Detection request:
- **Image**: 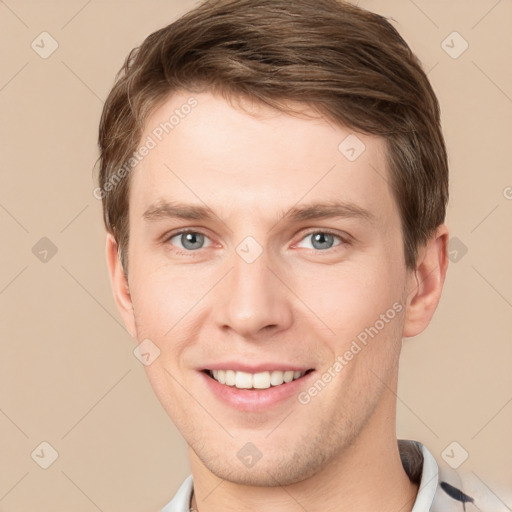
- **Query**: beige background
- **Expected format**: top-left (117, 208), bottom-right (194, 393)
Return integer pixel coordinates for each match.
top-left (1, 0), bottom-right (511, 510)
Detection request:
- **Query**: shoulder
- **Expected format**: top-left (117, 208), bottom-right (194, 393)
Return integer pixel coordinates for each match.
top-left (400, 439), bottom-right (510, 511)
top-left (433, 463), bottom-right (511, 512)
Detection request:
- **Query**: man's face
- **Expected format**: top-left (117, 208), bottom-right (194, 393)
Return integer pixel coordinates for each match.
top-left (122, 91), bottom-right (415, 485)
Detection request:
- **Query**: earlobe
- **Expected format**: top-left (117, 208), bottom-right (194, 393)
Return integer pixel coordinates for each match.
top-left (105, 233), bottom-right (137, 339)
top-left (402, 225), bottom-right (449, 338)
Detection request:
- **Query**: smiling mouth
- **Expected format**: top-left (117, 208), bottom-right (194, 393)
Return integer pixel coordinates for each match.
top-left (204, 369), bottom-right (314, 390)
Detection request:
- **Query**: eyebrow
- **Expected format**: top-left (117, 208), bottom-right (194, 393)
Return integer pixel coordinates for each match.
top-left (142, 200), bottom-right (376, 225)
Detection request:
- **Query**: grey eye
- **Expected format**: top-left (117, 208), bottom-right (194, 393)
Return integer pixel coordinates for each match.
top-left (170, 231), bottom-right (209, 250)
top-left (297, 232), bottom-right (341, 250)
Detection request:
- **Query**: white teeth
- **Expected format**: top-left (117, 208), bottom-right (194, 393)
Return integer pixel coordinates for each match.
top-left (225, 369), bottom-right (236, 386)
top-left (210, 369), bottom-right (306, 389)
top-left (235, 371), bottom-right (253, 389)
top-left (283, 371), bottom-right (294, 383)
top-left (270, 370), bottom-right (284, 386)
top-left (253, 372), bottom-right (271, 389)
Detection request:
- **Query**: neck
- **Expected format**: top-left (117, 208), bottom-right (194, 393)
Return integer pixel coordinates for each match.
top-left (189, 389), bottom-right (418, 512)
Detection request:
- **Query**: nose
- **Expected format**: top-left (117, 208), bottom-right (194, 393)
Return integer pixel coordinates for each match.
top-left (214, 247), bottom-right (294, 341)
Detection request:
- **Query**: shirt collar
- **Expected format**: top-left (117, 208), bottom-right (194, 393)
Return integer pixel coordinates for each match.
top-left (408, 441), bottom-right (440, 511)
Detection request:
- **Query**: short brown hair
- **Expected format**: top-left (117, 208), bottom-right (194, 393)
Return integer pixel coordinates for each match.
top-left (97, 0), bottom-right (448, 271)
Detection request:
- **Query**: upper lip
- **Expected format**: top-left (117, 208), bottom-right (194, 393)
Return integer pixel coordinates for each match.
top-left (201, 362), bottom-right (314, 373)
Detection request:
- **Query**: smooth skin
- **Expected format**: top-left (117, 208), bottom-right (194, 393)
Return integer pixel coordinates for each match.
top-left (106, 91), bottom-right (449, 512)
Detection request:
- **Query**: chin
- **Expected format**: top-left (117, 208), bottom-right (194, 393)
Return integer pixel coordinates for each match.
top-left (215, 460), bottom-right (326, 487)
top-left (194, 438), bottom-right (333, 488)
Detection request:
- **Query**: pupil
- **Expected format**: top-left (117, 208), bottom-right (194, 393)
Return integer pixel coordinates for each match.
top-left (313, 233), bottom-right (333, 250)
top-left (183, 232), bottom-right (203, 249)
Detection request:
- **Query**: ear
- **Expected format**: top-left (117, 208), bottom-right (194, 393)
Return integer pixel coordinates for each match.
top-left (105, 233), bottom-right (137, 339)
top-left (403, 224), bottom-right (449, 338)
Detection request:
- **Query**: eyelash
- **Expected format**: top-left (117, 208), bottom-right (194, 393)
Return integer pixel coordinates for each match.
top-left (164, 228), bottom-right (350, 255)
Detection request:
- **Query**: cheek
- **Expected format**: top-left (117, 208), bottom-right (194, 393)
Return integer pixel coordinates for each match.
top-left (292, 257), bottom-right (405, 340)
top-left (129, 261), bottom-right (200, 331)
top-left (128, 260), bottom-right (216, 374)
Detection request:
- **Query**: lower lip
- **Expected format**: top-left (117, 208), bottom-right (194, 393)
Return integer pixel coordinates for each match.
top-left (200, 371), bottom-right (315, 412)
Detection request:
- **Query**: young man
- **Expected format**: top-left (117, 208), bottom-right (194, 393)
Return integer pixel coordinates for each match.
top-left (96, 1), bottom-right (474, 510)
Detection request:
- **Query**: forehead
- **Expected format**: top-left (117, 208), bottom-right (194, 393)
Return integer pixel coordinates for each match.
top-left (129, 91), bottom-right (397, 226)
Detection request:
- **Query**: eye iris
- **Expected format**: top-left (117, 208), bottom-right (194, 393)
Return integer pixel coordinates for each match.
top-left (311, 232), bottom-right (334, 250)
top-left (182, 232), bottom-right (204, 250)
